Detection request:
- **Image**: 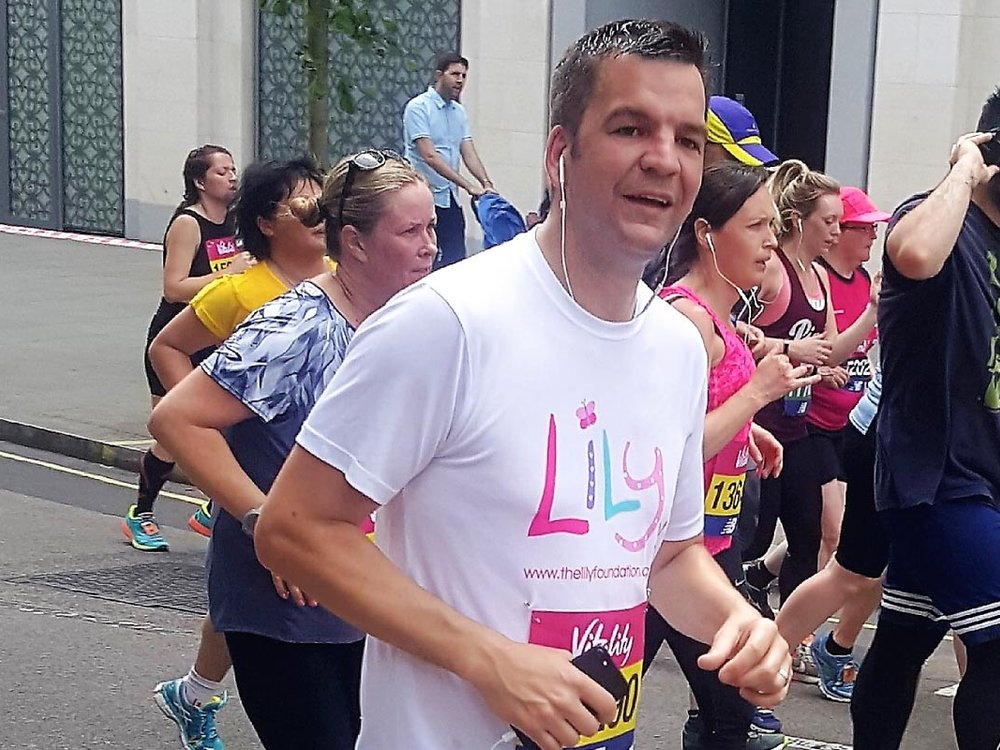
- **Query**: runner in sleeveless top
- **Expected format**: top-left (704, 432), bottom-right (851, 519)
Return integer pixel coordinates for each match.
top-left (123, 145), bottom-right (253, 553)
top-left (149, 156), bottom-right (331, 535)
top-left (796, 186), bottom-right (886, 702)
top-left (147, 156), bottom-right (331, 748)
top-left (742, 160), bottom-right (879, 681)
top-left (643, 163), bottom-right (817, 750)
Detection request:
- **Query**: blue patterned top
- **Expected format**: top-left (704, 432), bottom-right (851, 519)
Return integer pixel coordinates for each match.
top-left (200, 280), bottom-right (362, 644)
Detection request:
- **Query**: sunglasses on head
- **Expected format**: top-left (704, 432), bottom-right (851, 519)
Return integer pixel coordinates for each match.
top-left (337, 149), bottom-right (402, 227)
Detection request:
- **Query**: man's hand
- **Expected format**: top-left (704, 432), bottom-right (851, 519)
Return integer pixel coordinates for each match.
top-left (468, 642), bottom-right (618, 750)
top-left (697, 612), bottom-right (792, 708)
top-left (466, 183), bottom-right (486, 198)
top-left (950, 131), bottom-right (1000, 188)
top-left (270, 573), bottom-right (318, 607)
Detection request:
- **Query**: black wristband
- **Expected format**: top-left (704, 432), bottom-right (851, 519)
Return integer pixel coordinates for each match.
top-left (782, 340), bottom-right (790, 356)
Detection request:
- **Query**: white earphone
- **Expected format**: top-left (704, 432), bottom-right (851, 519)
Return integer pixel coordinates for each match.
top-left (706, 232), bottom-right (716, 254)
top-left (558, 152), bottom-right (566, 207)
top-left (796, 218), bottom-right (803, 233)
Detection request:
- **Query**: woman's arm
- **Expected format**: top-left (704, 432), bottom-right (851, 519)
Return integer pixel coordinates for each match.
top-left (147, 370), bottom-right (259, 518)
top-left (148, 307), bottom-right (224, 392)
top-left (818, 265), bottom-right (878, 365)
top-left (161, 215), bottom-right (252, 303)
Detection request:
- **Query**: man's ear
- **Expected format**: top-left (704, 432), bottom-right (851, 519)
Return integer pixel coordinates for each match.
top-left (543, 126), bottom-right (570, 200)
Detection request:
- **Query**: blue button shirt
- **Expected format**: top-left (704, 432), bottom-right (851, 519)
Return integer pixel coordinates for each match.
top-left (403, 86), bottom-right (471, 208)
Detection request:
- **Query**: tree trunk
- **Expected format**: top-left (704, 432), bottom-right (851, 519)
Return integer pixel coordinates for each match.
top-left (305, 0), bottom-right (331, 167)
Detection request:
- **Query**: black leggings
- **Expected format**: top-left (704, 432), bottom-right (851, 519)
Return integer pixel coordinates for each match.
top-left (743, 438), bottom-right (822, 604)
top-left (852, 619), bottom-right (1000, 749)
top-left (644, 546), bottom-right (754, 749)
top-left (225, 632), bottom-right (363, 750)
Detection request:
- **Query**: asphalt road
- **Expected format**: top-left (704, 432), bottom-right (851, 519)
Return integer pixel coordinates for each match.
top-left (0, 441), bottom-right (962, 749)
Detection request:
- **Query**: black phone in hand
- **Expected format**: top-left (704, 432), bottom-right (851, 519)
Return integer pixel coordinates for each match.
top-left (511, 646), bottom-right (628, 750)
top-left (980, 129), bottom-right (1000, 167)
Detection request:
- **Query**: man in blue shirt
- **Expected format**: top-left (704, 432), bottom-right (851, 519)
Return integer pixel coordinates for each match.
top-left (403, 52), bottom-right (495, 269)
top-left (850, 88), bottom-right (1000, 749)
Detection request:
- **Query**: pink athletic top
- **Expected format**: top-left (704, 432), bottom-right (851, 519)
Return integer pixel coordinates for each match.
top-left (808, 264), bottom-right (877, 431)
top-left (661, 285), bottom-right (756, 556)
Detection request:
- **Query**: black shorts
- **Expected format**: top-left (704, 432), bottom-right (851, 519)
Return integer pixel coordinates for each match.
top-left (143, 309), bottom-right (214, 397)
top-left (806, 422), bottom-right (848, 484)
top-left (833, 423), bottom-right (887, 579)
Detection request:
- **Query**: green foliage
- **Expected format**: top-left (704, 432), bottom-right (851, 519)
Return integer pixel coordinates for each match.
top-left (259, 0), bottom-right (402, 112)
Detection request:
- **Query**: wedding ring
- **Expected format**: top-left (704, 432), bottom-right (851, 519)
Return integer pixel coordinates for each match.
top-left (778, 668), bottom-right (790, 685)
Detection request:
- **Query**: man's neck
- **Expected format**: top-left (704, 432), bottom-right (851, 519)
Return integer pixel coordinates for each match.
top-left (535, 218), bottom-right (640, 323)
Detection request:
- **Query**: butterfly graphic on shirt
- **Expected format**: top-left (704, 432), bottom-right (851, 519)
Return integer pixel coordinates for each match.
top-left (576, 400), bottom-right (597, 429)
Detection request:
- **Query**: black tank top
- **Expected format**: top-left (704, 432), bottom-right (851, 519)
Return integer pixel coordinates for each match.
top-left (147, 208), bottom-right (237, 334)
top-left (756, 249), bottom-right (828, 444)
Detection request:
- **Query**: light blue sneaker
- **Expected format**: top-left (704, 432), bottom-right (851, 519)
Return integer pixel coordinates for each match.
top-left (121, 504), bottom-right (169, 552)
top-left (188, 502), bottom-right (213, 538)
top-left (810, 630), bottom-right (857, 703)
top-left (154, 678), bottom-right (226, 750)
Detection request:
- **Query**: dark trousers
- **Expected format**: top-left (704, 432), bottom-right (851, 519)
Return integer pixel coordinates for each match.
top-left (433, 194), bottom-right (466, 269)
top-left (225, 632), bottom-right (363, 750)
top-left (744, 437), bottom-right (822, 604)
top-left (644, 546), bottom-right (755, 749)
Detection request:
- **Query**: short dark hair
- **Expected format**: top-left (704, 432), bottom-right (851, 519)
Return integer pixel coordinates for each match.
top-left (977, 87), bottom-right (1000, 131)
top-left (649, 162), bottom-right (769, 287)
top-left (434, 51), bottom-right (468, 73)
top-left (235, 156), bottom-right (323, 259)
top-left (550, 19), bottom-right (707, 140)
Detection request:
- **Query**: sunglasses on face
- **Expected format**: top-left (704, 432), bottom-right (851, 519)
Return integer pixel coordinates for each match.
top-left (337, 149), bottom-right (402, 227)
top-left (840, 223), bottom-right (878, 234)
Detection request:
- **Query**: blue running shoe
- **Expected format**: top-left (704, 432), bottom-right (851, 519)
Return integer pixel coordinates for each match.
top-left (154, 678), bottom-right (226, 750)
top-left (810, 631), bottom-right (857, 702)
top-left (188, 502), bottom-right (213, 538)
top-left (121, 504), bottom-right (169, 552)
top-left (751, 708), bottom-right (783, 734)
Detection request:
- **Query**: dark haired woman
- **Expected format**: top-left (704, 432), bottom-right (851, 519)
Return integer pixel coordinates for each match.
top-left (123, 145), bottom-right (252, 552)
top-left (643, 163), bottom-right (817, 750)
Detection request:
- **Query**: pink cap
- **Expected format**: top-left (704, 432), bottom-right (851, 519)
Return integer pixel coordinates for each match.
top-left (840, 186), bottom-right (891, 224)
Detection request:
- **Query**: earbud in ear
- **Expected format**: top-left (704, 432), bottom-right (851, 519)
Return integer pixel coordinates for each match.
top-left (796, 218), bottom-right (803, 233)
top-left (558, 153), bottom-right (566, 208)
top-left (706, 233), bottom-right (716, 254)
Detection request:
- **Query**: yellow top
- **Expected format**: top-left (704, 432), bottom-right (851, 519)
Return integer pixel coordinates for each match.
top-left (191, 258), bottom-right (337, 339)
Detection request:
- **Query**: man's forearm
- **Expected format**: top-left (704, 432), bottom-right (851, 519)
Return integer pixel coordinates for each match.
top-left (424, 151), bottom-right (474, 193)
top-left (648, 540), bottom-right (757, 643)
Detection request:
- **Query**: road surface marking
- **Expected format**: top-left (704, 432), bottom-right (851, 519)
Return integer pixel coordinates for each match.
top-left (0, 449), bottom-right (200, 505)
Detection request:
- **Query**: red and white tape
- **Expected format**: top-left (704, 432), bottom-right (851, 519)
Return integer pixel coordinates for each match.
top-left (0, 223), bottom-right (160, 251)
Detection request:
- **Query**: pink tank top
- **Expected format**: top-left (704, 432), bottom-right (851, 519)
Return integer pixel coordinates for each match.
top-left (808, 265), bottom-right (877, 430)
top-left (661, 285), bottom-right (756, 555)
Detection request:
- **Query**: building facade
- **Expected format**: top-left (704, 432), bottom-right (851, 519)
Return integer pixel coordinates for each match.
top-left (1, 0), bottom-right (996, 244)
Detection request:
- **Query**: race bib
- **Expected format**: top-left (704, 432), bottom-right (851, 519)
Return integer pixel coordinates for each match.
top-left (783, 383), bottom-right (812, 417)
top-left (842, 357), bottom-right (872, 393)
top-left (204, 235), bottom-right (239, 273)
top-left (704, 440), bottom-right (749, 538)
top-left (527, 604), bottom-right (644, 749)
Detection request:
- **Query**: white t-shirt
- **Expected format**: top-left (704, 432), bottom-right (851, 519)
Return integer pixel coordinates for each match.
top-left (297, 230), bottom-right (707, 750)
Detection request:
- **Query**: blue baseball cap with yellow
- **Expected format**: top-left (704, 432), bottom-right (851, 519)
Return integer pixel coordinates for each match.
top-left (707, 96), bottom-right (778, 167)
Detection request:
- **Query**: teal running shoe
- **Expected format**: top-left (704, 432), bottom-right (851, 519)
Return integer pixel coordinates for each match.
top-left (121, 504), bottom-right (169, 552)
top-left (810, 630), bottom-right (857, 703)
top-left (154, 678), bottom-right (226, 750)
top-left (188, 502), bottom-right (213, 538)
